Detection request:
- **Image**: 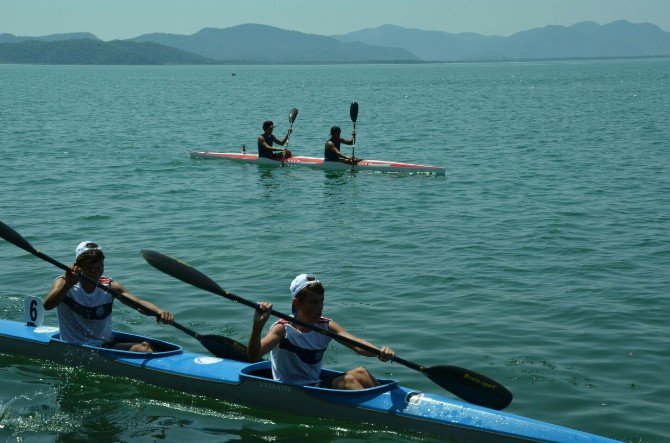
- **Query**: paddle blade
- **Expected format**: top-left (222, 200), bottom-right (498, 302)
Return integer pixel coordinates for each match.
top-left (0, 220), bottom-right (37, 254)
top-left (289, 108), bottom-right (298, 124)
top-left (425, 365), bottom-right (513, 410)
top-left (350, 102), bottom-right (358, 122)
top-left (140, 250), bottom-right (227, 297)
top-left (199, 334), bottom-right (251, 362)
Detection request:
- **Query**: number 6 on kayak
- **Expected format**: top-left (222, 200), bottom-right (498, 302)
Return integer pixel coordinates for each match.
top-left (25, 296), bottom-right (44, 327)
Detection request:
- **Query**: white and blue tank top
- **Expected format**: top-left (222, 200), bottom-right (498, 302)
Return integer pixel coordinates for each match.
top-left (55, 276), bottom-right (114, 346)
top-left (270, 317), bottom-right (332, 385)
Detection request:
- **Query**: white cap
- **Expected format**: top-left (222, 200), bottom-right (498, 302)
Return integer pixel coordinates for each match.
top-left (75, 241), bottom-right (103, 260)
top-left (290, 273), bottom-right (320, 298)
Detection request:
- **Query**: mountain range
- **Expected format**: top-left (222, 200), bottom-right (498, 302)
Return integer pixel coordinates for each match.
top-left (333, 21), bottom-right (670, 61)
top-left (1, 21), bottom-right (669, 65)
top-left (132, 24), bottom-right (417, 63)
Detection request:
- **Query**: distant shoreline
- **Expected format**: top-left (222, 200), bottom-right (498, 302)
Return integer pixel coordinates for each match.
top-left (1, 54), bottom-right (668, 67)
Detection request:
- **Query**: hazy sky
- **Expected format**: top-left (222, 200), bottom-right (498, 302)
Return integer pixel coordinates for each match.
top-left (3, 0), bottom-right (670, 40)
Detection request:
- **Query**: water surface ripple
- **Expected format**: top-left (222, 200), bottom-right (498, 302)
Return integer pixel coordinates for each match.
top-left (1, 60), bottom-right (669, 441)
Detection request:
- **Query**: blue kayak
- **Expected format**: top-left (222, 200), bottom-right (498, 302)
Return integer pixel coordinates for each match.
top-left (0, 319), bottom-right (617, 442)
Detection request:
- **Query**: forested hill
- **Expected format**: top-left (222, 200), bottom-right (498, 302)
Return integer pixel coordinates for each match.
top-left (0, 32), bottom-right (100, 44)
top-left (0, 39), bottom-right (215, 65)
top-left (131, 24), bottom-right (418, 63)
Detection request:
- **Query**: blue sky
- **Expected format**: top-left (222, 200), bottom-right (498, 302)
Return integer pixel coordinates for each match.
top-left (3, 0), bottom-right (669, 40)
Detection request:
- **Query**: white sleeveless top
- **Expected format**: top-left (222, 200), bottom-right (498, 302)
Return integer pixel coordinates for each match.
top-left (55, 276), bottom-right (114, 346)
top-left (270, 318), bottom-right (332, 386)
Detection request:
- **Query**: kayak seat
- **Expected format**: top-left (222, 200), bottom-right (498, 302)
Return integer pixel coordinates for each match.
top-left (246, 366), bottom-right (273, 379)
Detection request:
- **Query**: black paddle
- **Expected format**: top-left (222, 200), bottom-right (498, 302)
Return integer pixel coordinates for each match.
top-left (0, 220), bottom-right (250, 362)
top-left (281, 107), bottom-right (298, 166)
top-left (350, 101), bottom-right (358, 170)
top-left (140, 249), bottom-right (513, 410)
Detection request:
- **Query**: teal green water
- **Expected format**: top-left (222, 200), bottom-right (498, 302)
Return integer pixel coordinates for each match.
top-left (1, 60), bottom-right (669, 441)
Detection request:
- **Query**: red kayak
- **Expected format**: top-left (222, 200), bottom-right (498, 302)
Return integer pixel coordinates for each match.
top-left (190, 151), bottom-right (445, 175)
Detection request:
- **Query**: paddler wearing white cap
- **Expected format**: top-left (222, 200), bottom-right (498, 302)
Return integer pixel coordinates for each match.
top-left (43, 240), bottom-right (174, 352)
top-left (248, 273), bottom-right (394, 390)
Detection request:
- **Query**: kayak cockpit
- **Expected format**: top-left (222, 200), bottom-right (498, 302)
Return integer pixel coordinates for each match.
top-left (50, 330), bottom-right (183, 358)
top-left (240, 361), bottom-right (399, 396)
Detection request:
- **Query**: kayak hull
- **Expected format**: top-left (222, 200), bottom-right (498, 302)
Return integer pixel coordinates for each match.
top-left (190, 151), bottom-right (446, 176)
top-left (0, 320), bottom-right (615, 442)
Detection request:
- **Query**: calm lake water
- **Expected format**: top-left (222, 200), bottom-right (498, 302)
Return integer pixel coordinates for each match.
top-left (1, 59), bottom-right (669, 442)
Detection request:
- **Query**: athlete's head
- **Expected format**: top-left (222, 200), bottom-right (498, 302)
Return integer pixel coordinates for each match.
top-left (290, 274), bottom-right (325, 315)
top-left (75, 241), bottom-right (105, 266)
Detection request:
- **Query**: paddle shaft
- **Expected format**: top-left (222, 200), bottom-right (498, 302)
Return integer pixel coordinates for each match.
top-left (0, 221), bottom-right (253, 361)
top-left (352, 122), bottom-right (356, 165)
top-left (210, 284), bottom-right (424, 368)
top-left (55, 253), bottom-right (206, 335)
top-left (281, 121), bottom-right (294, 165)
top-left (281, 108), bottom-right (298, 165)
top-left (46, 253), bottom-right (245, 352)
top-left (138, 249), bottom-right (512, 408)
top-left (286, 121), bottom-right (294, 147)
top-left (350, 102), bottom-right (358, 168)
top-left (217, 277), bottom-right (511, 407)
top-left (140, 248), bottom-right (431, 368)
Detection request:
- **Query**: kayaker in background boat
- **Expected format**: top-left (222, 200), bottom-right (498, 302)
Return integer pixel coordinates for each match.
top-left (258, 120), bottom-right (293, 160)
top-left (43, 241), bottom-right (174, 352)
top-left (324, 126), bottom-right (361, 165)
top-left (248, 273), bottom-right (394, 389)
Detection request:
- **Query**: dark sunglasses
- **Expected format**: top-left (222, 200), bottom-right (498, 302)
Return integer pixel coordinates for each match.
top-left (82, 264), bottom-right (104, 273)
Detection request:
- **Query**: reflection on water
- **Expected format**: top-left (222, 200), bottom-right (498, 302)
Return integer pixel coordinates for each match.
top-left (0, 357), bottom-right (419, 442)
top-left (323, 169), bottom-right (352, 181)
top-left (256, 163), bottom-right (278, 180)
